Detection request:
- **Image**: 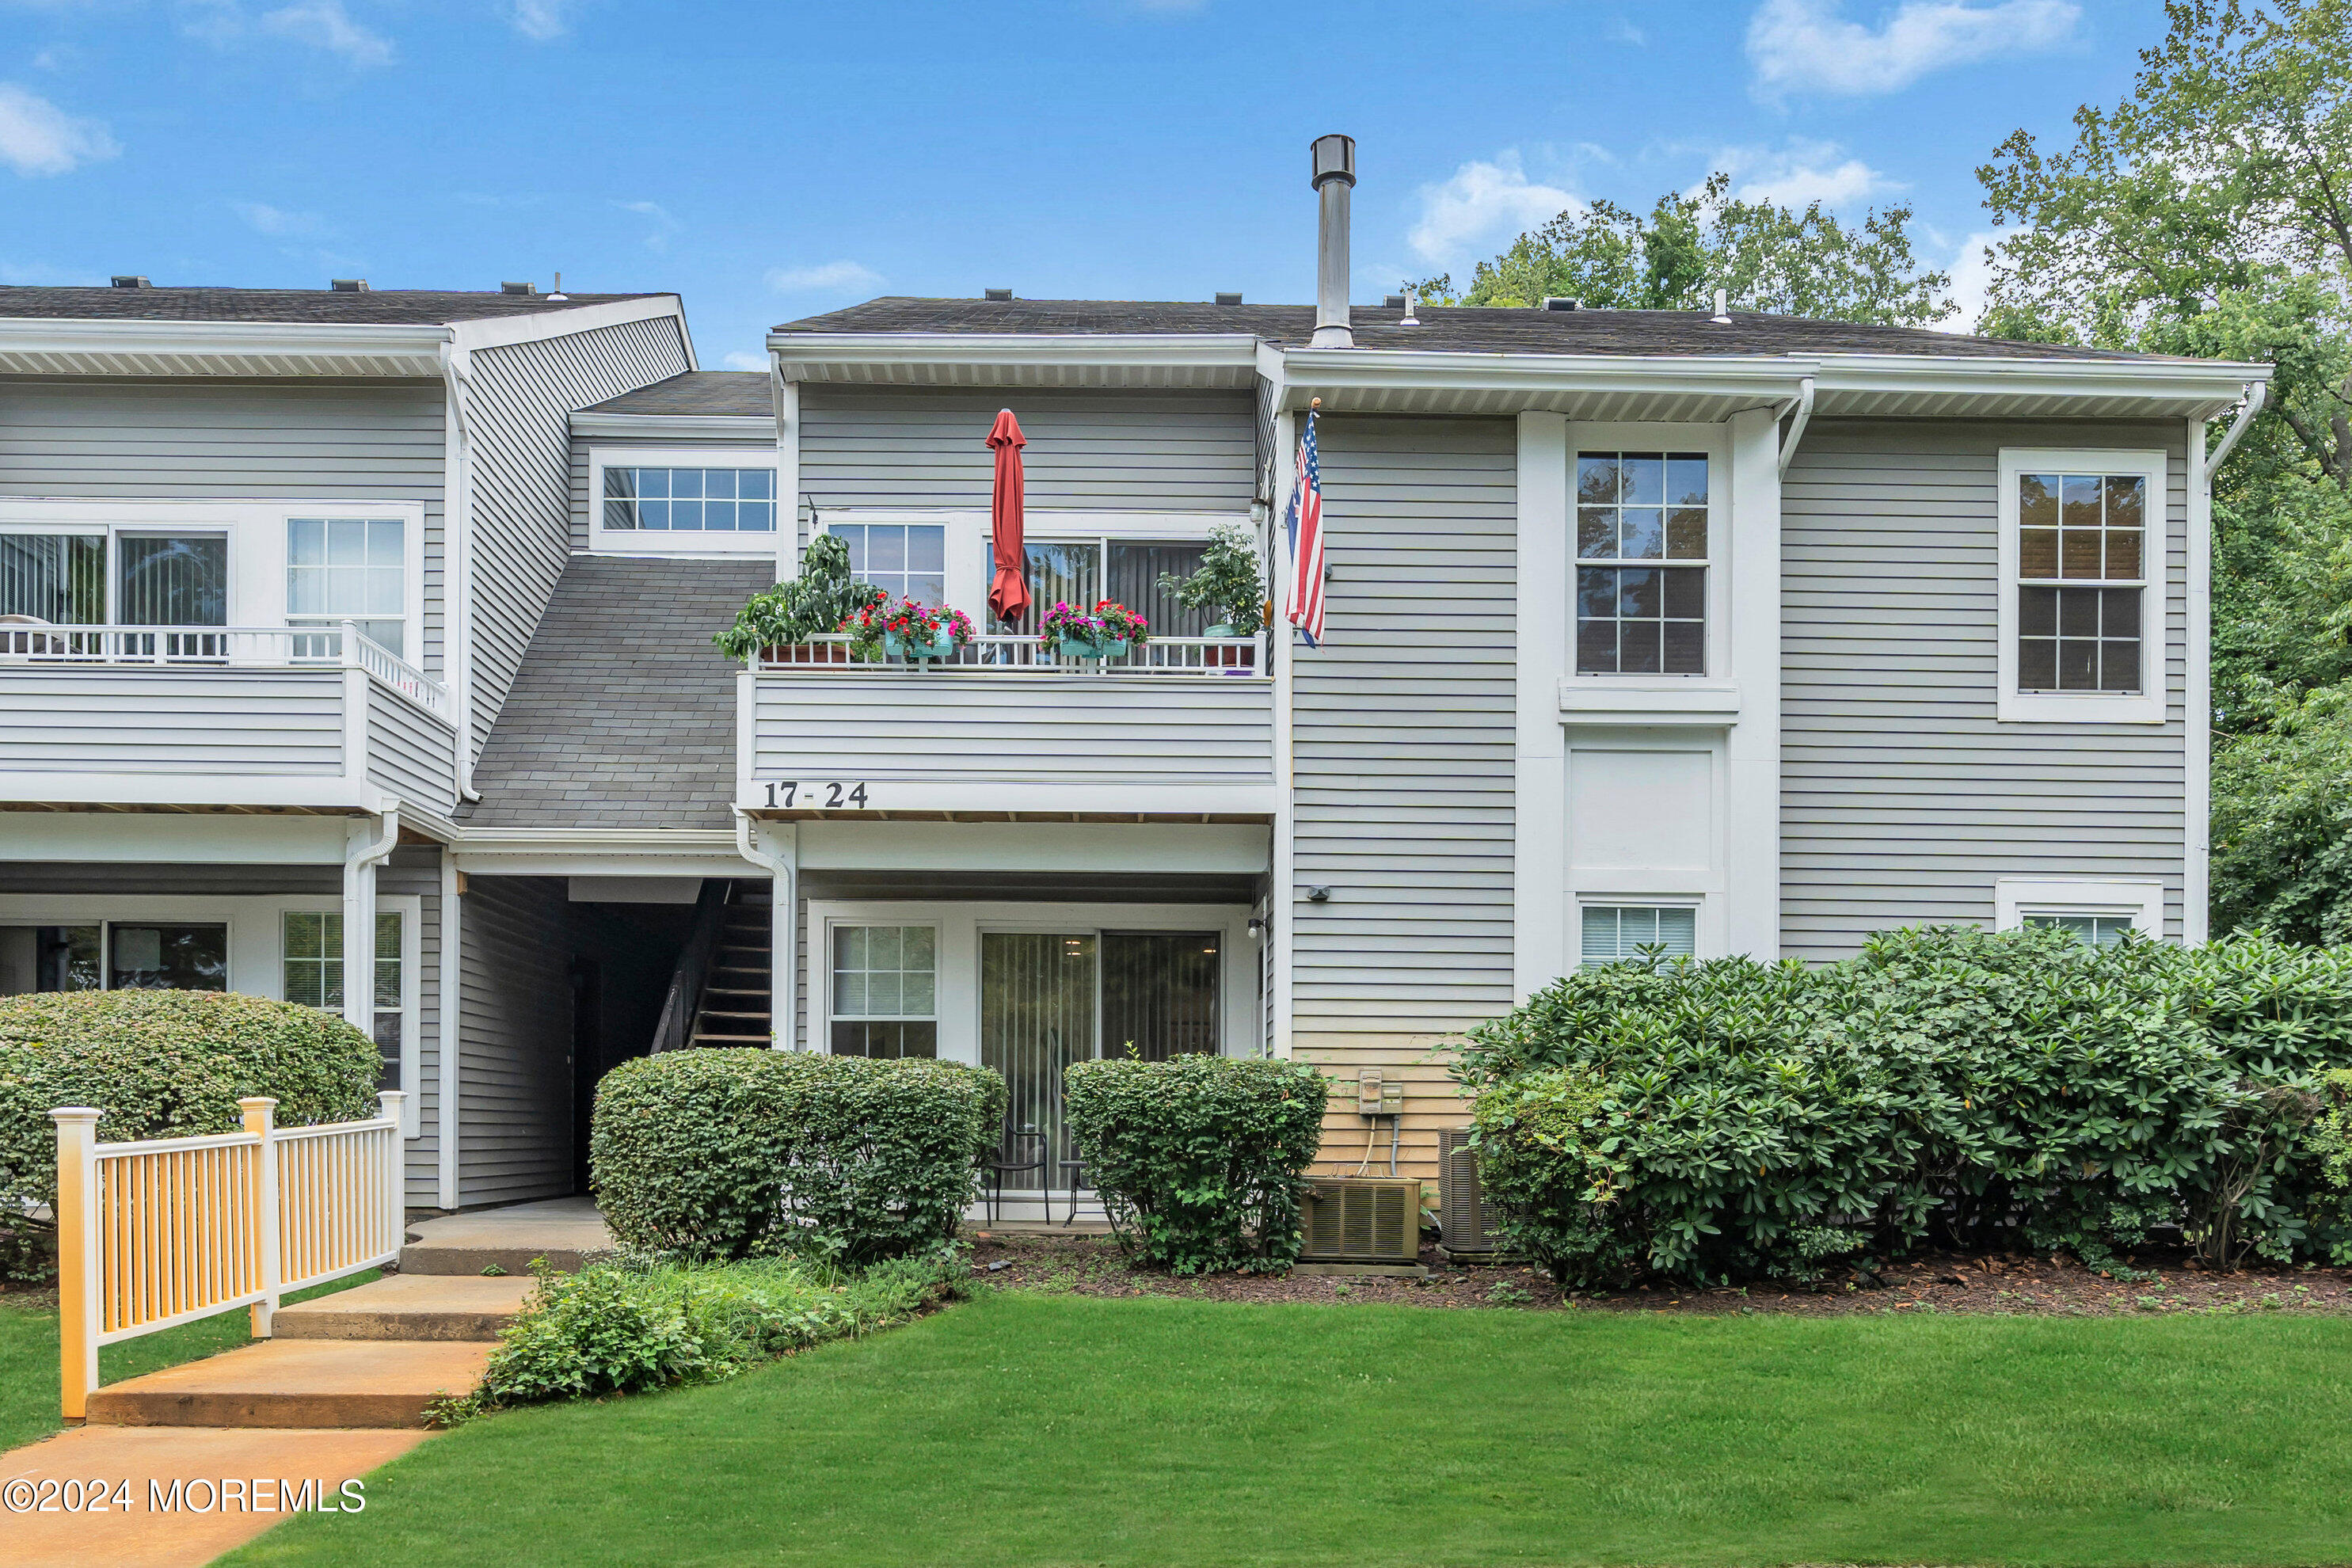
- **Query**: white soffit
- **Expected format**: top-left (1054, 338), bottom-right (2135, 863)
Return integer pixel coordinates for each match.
top-left (0, 322), bottom-right (450, 378)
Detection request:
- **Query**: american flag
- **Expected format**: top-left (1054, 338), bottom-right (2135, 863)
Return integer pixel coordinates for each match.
top-left (1284, 409), bottom-right (1326, 645)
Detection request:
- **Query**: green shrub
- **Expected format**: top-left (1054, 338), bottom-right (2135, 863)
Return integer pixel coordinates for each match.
top-left (443, 1248), bottom-right (965, 1421)
top-left (592, 1049), bottom-right (1006, 1265)
top-left (711, 535), bottom-right (886, 659)
top-left (1064, 1054), bottom-right (1327, 1274)
top-left (0, 990), bottom-right (379, 1278)
top-left (1458, 927), bottom-right (2352, 1286)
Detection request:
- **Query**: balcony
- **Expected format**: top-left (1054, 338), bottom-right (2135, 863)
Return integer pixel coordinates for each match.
top-left (740, 635), bottom-right (1276, 820)
top-left (0, 623), bottom-right (456, 815)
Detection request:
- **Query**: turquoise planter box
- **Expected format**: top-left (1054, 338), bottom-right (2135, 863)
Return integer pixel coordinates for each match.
top-left (1054, 635), bottom-right (1130, 660)
top-left (885, 628), bottom-right (957, 660)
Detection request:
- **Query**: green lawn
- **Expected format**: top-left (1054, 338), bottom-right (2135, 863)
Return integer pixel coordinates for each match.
top-left (227, 1291), bottom-right (2352, 1568)
top-left (0, 1269), bottom-right (381, 1453)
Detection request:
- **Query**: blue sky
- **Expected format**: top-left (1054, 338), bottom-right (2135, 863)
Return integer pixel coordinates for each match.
top-left (1, 0), bottom-right (2169, 367)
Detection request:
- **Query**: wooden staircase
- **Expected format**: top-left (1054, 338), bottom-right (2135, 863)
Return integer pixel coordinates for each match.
top-left (690, 883), bottom-right (772, 1047)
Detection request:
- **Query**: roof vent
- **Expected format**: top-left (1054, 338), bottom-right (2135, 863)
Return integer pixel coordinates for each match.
top-left (330, 278), bottom-right (368, 292)
top-left (984, 287), bottom-right (1013, 302)
top-left (110, 275), bottom-right (149, 289)
top-left (500, 281), bottom-right (537, 296)
top-left (1215, 291), bottom-right (1243, 306)
top-left (1310, 133), bottom-right (1357, 349)
top-left (1542, 296), bottom-right (1580, 311)
top-left (1383, 293), bottom-right (1405, 309)
top-left (1400, 287), bottom-right (1420, 328)
top-left (1711, 287), bottom-right (1731, 324)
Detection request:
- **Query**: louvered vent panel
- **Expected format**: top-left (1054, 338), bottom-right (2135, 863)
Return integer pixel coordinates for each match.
top-left (1300, 1178), bottom-right (1421, 1264)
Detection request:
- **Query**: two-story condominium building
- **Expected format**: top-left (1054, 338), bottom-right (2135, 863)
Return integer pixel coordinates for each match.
top-left (0, 232), bottom-right (2269, 1210)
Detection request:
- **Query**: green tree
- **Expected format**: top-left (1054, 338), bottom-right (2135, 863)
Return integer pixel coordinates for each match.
top-left (1416, 173), bottom-right (1953, 325)
top-left (1977, 0), bottom-right (2352, 934)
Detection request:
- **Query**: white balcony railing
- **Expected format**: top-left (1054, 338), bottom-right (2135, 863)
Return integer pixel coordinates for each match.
top-left (0, 622), bottom-right (451, 719)
top-left (755, 633), bottom-right (1265, 676)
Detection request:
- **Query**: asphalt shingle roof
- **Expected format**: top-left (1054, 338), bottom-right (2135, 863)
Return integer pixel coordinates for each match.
top-left (0, 287), bottom-right (670, 325)
top-left (459, 556), bottom-right (768, 829)
top-left (580, 371), bottom-right (772, 417)
top-left (776, 296), bottom-right (2164, 362)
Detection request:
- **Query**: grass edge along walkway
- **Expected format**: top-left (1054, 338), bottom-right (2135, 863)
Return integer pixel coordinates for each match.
top-left (230, 1290), bottom-right (2352, 1568)
top-left (0, 1269), bottom-right (383, 1453)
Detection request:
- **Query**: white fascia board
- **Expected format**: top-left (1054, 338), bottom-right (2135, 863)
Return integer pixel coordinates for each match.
top-left (451, 826), bottom-right (748, 877)
top-left (0, 318), bottom-right (450, 376)
top-left (1811, 354), bottom-right (2270, 417)
top-left (569, 412), bottom-right (773, 441)
top-left (0, 774), bottom-right (387, 811)
top-left (449, 295), bottom-right (687, 352)
top-left (1277, 348), bottom-right (1813, 405)
top-left (769, 332), bottom-right (1262, 380)
top-left (0, 811), bottom-right (352, 863)
top-left (738, 782), bottom-right (1279, 817)
top-left (796, 820), bottom-right (1272, 874)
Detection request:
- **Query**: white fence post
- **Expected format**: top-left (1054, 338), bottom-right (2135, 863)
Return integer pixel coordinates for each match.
top-left (243, 1097), bottom-right (280, 1338)
top-left (379, 1090), bottom-right (407, 1258)
top-left (50, 1109), bottom-right (101, 1422)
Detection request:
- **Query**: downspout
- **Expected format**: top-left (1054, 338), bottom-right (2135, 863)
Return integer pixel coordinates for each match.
top-left (1776, 375), bottom-right (1815, 478)
top-left (342, 805), bottom-right (401, 1039)
top-left (735, 809), bottom-right (798, 1050)
top-left (438, 341), bottom-right (481, 803)
top-left (2185, 379), bottom-right (2267, 945)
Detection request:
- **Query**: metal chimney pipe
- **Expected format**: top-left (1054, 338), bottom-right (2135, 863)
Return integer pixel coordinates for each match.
top-left (1311, 134), bottom-right (1357, 348)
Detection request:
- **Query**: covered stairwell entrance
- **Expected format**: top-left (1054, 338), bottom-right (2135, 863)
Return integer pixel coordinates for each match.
top-left (650, 880), bottom-right (774, 1051)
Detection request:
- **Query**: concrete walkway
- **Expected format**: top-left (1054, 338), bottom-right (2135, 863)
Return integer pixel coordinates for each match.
top-left (399, 1196), bottom-right (614, 1275)
top-left (0, 1425), bottom-right (427, 1567)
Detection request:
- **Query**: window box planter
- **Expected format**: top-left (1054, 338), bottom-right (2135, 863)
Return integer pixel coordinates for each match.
top-left (1056, 634), bottom-right (1132, 660)
top-left (885, 627), bottom-right (958, 660)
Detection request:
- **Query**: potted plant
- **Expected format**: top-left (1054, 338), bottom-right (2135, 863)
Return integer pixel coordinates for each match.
top-left (841, 598), bottom-right (974, 662)
top-left (1041, 599), bottom-right (1151, 659)
top-left (713, 535), bottom-right (885, 664)
top-left (1159, 521), bottom-right (1266, 640)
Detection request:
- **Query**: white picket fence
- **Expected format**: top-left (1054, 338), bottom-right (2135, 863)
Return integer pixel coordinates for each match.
top-left (49, 1092), bottom-right (406, 1420)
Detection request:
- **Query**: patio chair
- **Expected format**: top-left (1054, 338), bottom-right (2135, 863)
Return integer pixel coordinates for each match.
top-left (1058, 1158), bottom-right (1090, 1226)
top-left (986, 1124), bottom-right (1047, 1224)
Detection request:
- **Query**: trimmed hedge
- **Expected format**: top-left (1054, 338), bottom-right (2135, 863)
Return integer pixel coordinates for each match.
top-left (592, 1049), bottom-right (1006, 1265)
top-left (1064, 1054), bottom-right (1327, 1274)
top-left (1461, 927), bottom-right (2352, 1287)
top-left (0, 989), bottom-right (380, 1277)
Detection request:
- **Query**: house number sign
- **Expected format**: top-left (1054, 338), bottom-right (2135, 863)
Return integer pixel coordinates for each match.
top-left (760, 781), bottom-right (872, 809)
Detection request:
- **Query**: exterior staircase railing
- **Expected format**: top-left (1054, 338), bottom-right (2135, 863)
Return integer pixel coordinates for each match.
top-left (649, 880), bottom-right (729, 1054)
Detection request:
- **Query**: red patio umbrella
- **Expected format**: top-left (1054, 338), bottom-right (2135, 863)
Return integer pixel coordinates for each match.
top-left (987, 409), bottom-right (1031, 627)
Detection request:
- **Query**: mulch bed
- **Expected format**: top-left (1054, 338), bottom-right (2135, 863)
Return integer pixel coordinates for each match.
top-left (965, 1229), bottom-right (2352, 1316)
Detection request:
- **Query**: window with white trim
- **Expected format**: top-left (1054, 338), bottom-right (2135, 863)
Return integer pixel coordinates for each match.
top-left (1, 527), bottom-right (227, 627)
top-left (1579, 904), bottom-right (1697, 966)
top-left (828, 924), bottom-right (938, 1059)
top-left (602, 466), bottom-right (775, 533)
top-left (1997, 450), bottom-right (2165, 724)
top-left (2024, 912), bottom-right (2137, 948)
top-left (1993, 879), bottom-right (2164, 944)
top-left (1575, 451), bottom-right (1708, 675)
top-left (284, 909), bottom-right (405, 1088)
top-left (287, 517), bottom-right (406, 657)
top-left (832, 522), bottom-right (947, 603)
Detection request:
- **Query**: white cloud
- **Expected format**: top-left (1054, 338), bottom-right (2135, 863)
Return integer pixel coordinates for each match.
top-left (1747, 0), bottom-right (2078, 97)
top-left (613, 198), bottom-right (679, 253)
top-left (1941, 228), bottom-right (2005, 330)
top-left (255, 0), bottom-right (396, 66)
top-left (1606, 17), bottom-right (1645, 44)
top-left (765, 260), bottom-right (884, 294)
top-left (508, 0), bottom-right (573, 40)
top-left (1406, 152), bottom-right (1577, 267)
top-left (721, 351), bottom-right (767, 371)
top-left (232, 200), bottom-right (324, 236)
top-left (1719, 139), bottom-right (1896, 207)
top-left (0, 83), bottom-right (118, 177)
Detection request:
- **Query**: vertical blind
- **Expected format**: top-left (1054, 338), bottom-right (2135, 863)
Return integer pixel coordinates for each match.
top-left (116, 537), bottom-right (227, 626)
top-left (1100, 932), bottom-right (1220, 1060)
top-left (980, 932), bottom-right (1097, 1171)
top-left (1580, 906), bottom-right (1697, 967)
top-left (988, 539), bottom-right (1212, 634)
top-left (0, 535), bottom-right (105, 623)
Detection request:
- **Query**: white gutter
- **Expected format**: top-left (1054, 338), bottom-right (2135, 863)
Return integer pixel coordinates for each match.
top-left (771, 331), bottom-right (1262, 382)
top-left (341, 805), bottom-right (401, 1037)
top-left (1777, 375), bottom-right (1816, 477)
top-left (734, 809), bottom-right (798, 1050)
top-left (2206, 379), bottom-right (2269, 470)
top-left (439, 341), bottom-right (481, 801)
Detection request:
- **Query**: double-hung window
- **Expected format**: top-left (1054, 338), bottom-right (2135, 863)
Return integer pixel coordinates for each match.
top-left (283, 909), bottom-right (405, 1088)
top-left (828, 924), bottom-right (938, 1058)
top-left (287, 517), bottom-right (406, 657)
top-left (1575, 451), bottom-right (1708, 675)
top-left (1997, 450), bottom-right (2165, 723)
top-left (831, 522), bottom-right (948, 603)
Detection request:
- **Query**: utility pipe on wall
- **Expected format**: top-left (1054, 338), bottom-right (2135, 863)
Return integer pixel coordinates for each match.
top-left (735, 810), bottom-right (798, 1049)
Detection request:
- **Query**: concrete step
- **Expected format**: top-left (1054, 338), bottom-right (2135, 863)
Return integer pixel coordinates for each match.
top-left (398, 1243), bottom-right (599, 1275)
top-left (86, 1339), bottom-right (491, 1429)
top-left (273, 1274), bottom-right (535, 1342)
top-left (398, 1197), bottom-right (612, 1277)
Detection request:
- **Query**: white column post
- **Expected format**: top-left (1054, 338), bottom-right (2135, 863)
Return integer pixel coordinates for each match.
top-left (1513, 412), bottom-right (1570, 999)
top-left (377, 1090), bottom-right (407, 1253)
top-left (1723, 407), bottom-right (1784, 960)
top-left (341, 819), bottom-right (379, 1041)
top-left (2185, 413), bottom-right (2213, 944)
top-left (242, 1097), bottom-right (280, 1338)
top-left (436, 855), bottom-right (463, 1210)
top-left (50, 1108), bottom-right (101, 1421)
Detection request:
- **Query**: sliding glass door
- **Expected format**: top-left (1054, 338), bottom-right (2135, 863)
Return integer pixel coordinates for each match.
top-left (977, 930), bottom-right (1222, 1181)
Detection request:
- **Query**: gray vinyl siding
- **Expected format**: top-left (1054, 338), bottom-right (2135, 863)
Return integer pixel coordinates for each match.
top-left (1292, 417), bottom-right (1517, 1034)
top-left (797, 387), bottom-right (1255, 534)
top-left (0, 668), bottom-right (347, 776)
top-left (569, 431), bottom-right (775, 551)
top-left (749, 677), bottom-right (1273, 787)
top-left (462, 316), bottom-right (692, 753)
top-left (1779, 418), bottom-right (2190, 957)
top-left (364, 681), bottom-right (457, 813)
top-left (455, 874), bottom-right (573, 1206)
top-left (379, 847), bottom-right (442, 1205)
top-left (0, 377), bottom-right (447, 678)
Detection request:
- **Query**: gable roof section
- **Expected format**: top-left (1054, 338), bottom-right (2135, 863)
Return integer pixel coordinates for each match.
top-left (0, 287), bottom-right (668, 325)
top-left (776, 297), bottom-right (2164, 363)
top-left (459, 556), bottom-right (768, 830)
top-left (580, 370), bottom-right (771, 416)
